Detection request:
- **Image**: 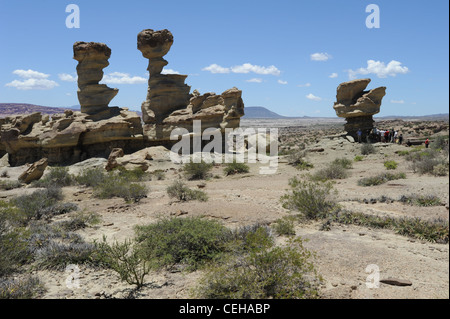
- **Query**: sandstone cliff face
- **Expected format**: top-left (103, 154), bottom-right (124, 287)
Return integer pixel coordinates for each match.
top-left (333, 78), bottom-right (386, 137)
top-left (138, 29), bottom-right (244, 143)
top-left (0, 109), bottom-right (144, 166)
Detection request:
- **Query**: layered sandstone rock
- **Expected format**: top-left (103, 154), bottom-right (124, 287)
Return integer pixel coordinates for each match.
top-left (333, 78), bottom-right (386, 138)
top-left (0, 108), bottom-right (144, 166)
top-left (138, 29), bottom-right (244, 143)
top-left (73, 42), bottom-right (119, 114)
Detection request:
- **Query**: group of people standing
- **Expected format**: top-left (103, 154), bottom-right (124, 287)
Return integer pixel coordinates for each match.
top-left (356, 128), bottom-right (403, 144)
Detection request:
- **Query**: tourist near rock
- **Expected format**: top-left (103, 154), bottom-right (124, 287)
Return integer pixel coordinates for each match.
top-left (333, 78), bottom-right (386, 139)
top-left (138, 29), bottom-right (245, 144)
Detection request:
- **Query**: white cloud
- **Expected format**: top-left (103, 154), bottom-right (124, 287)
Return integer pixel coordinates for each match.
top-left (390, 99), bottom-right (405, 104)
top-left (246, 78), bottom-right (263, 83)
top-left (231, 63), bottom-right (281, 76)
top-left (310, 53), bottom-right (332, 61)
top-left (161, 68), bottom-right (180, 75)
top-left (278, 79), bottom-right (288, 85)
top-left (306, 93), bottom-right (322, 101)
top-left (202, 64), bottom-right (230, 74)
top-left (329, 72), bottom-right (338, 78)
top-left (5, 69), bottom-right (59, 90)
top-left (348, 60), bottom-right (409, 79)
top-left (12, 69), bottom-right (50, 79)
top-left (101, 72), bottom-right (147, 84)
top-left (202, 63), bottom-right (281, 76)
top-left (58, 73), bottom-right (78, 82)
top-left (297, 83), bottom-right (311, 87)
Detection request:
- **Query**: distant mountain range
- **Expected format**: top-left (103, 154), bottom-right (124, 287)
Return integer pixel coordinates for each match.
top-left (243, 106), bottom-right (289, 119)
top-left (1, 103), bottom-right (448, 121)
top-left (0, 103), bottom-right (142, 118)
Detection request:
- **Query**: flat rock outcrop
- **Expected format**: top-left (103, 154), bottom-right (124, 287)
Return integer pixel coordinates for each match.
top-left (333, 78), bottom-right (386, 139)
top-left (138, 29), bottom-right (244, 144)
top-left (0, 108), bottom-right (144, 166)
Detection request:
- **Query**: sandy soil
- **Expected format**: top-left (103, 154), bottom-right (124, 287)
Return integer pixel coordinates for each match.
top-left (1, 119), bottom-right (448, 299)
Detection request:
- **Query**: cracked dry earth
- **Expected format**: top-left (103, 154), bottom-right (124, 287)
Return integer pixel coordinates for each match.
top-left (0, 121), bottom-right (448, 300)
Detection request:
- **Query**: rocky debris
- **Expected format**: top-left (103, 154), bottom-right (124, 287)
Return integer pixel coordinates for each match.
top-left (380, 278), bottom-right (413, 287)
top-left (73, 42), bottom-right (119, 115)
top-left (18, 157), bottom-right (48, 183)
top-left (105, 148), bottom-right (125, 171)
top-left (333, 78), bottom-right (386, 139)
top-left (138, 29), bottom-right (244, 144)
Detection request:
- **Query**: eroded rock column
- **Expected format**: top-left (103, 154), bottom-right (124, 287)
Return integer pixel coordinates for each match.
top-left (333, 78), bottom-right (386, 139)
top-left (73, 42), bottom-right (119, 114)
top-left (137, 29), bottom-right (191, 124)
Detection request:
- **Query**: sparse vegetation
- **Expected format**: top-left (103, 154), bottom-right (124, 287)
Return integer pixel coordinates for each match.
top-left (135, 217), bottom-right (230, 270)
top-left (360, 143), bottom-right (376, 155)
top-left (357, 172), bottom-right (406, 187)
top-left (353, 155), bottom-right (364, 162)
top-left (384, 160), bottom-right (398, 170)
top-left (166, 180), bottom-right (208, 202)
top-left (223, 161), bottom-right (250, 176)
top-left (0, 277), bottom-right (45, 299)
top-left (32, 166), bottom-right (74, 188)
top-left (183, 160), bottom-right (213, 180)
top-left (311, 160), bottom-right (351, 181)
top-left (280, 177), bottom-right (336, 220)
top-left (399, 194), bottom-right (442, 207)
top-left (272, 216), bottom-right (296, 236)
top-left (194, 237), bottom-right (321, 299)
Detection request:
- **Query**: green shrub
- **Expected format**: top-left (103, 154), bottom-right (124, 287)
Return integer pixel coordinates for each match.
top-left (431, 136), bottom-right (448, 150)
top-left (384, 160), bottom-right (398, 170)
top-left (360, 143), bottom-right (376, 155)
top-left (32, 166), bottom-right (74, 188)
top-left (0, 277), bottom-right (45, 299)
top-left (357, 172), bottom-right (406, 187)
top-left (311, 162), bottom-right (349, 181)
top-left (10, 187), bottom-right (68, 223)
top-left (93, 170), bottom-right (148, 203)
top-left (34, 241), bottom-right (98, 270)
top-left (75, 167), bottom-right (108, 187)
top-left (195, 237), bottom-right (321, 299)
top-left (399, 194), bottom-right (442, 207)
top-left (332, 158), bottom-right (353, 169)
top-left (55, 211), bottom-right (101, 232)
top-left (166, 180), bottom-right (208, 202)
top-left (95, 237), bottom-right (151, 289)
top-left (183, 160), bottom-right (213, 180)
top-left (354, 155), bottom-right (364, 162)
top-left (272, 216), bottom-right (296, 236)
top-left (432, 163), bottom-right (449, 176)
top-left (0, 180), bottom-right (22, 190)
top-left (0, 211), bottom-right (30, 276)
top-left (135, 217), bottom-right (230, 270)
top-left (280, 178), bottom-right (336, 220)
top-left (224, 161), bottom-right (250, 176)
top-left (396, 150), bottom-right (410, 156)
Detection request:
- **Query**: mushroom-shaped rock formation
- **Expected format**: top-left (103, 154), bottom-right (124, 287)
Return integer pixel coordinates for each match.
top-left (74, 42), bottom-right (119, 115)
top-left (138, 29), bottom-right (244, 144)
top-left (333, 78), bottom-right (386, 139)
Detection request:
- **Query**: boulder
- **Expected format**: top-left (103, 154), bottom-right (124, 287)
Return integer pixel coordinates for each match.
top-left (105, 148), bottom-right (125, 171)
top-left (333, 78), bottom-right (386, 139)
top-left (18, 157), bottom-right (48, 184)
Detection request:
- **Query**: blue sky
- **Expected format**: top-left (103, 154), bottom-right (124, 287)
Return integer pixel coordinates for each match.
top-left (0, 0), bottom-right (448, 117)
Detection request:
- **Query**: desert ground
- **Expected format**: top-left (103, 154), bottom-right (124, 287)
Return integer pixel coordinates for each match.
top-left (0, 117), bottom-right (448, 299)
